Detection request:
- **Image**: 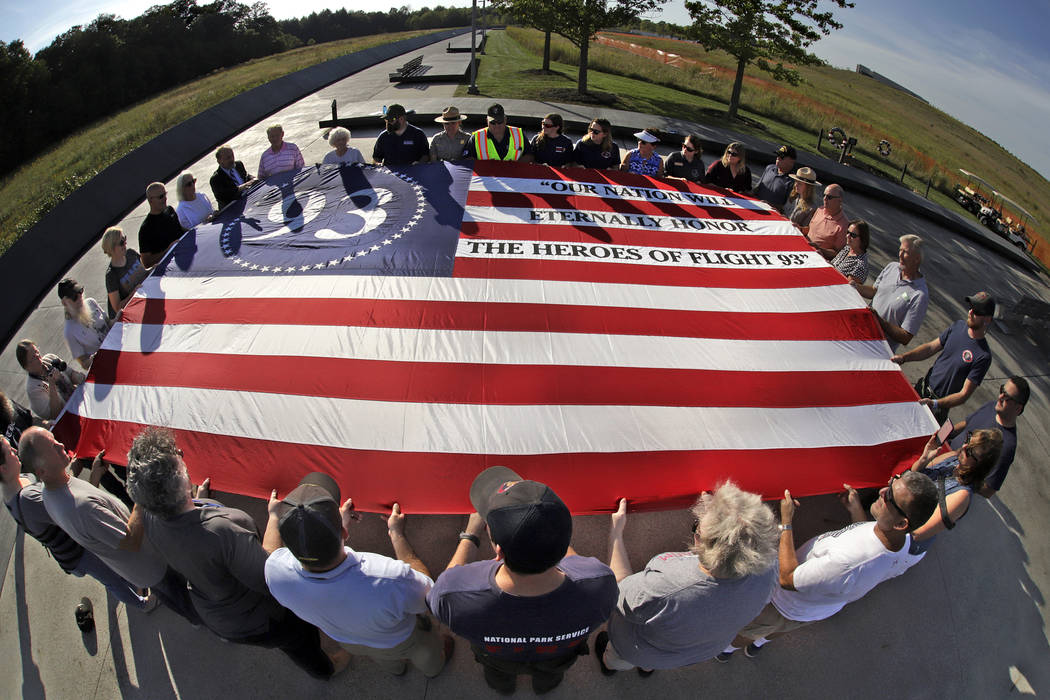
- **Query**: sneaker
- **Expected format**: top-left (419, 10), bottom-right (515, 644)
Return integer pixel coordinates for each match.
top-left (75, 597), bottom-right (95, 633)
top-left (594, 631), bottom-right (617, 676)
top-left (744, 642), bottom-right (764, 658)
top-left (715, 650), bottom-right (735, 663)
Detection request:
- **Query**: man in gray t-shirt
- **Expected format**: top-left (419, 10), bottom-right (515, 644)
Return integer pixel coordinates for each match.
top-left (126, 427), bottom-right (348, 680)
top-left (855, 235), bottom-right (928, 352)
top-left (20, 427), bottom-right (197, 622)
top-left (2, 436), bottom-right (146, 610)
top-left (597, 483), bottom-right (778, 673)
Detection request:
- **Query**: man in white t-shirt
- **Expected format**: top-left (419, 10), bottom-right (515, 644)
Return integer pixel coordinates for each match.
top-left (263, 473), bottom-right (452, 678)
top-left (722, 471), bottom-right (938, 659)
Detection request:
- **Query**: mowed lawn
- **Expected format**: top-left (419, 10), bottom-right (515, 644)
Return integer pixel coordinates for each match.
top-left (0, 30), bottom-right (429, 255)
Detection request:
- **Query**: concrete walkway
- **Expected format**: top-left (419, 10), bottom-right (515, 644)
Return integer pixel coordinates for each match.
top-left (1, 30), bottom-right (1048, 699)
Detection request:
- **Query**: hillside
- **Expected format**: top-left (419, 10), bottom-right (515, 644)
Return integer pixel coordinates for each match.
top-left (462, 28), bottom-right (1049, 266)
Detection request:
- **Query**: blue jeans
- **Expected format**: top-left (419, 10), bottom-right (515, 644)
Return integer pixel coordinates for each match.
top-left (72, 550), bottom-right (148, 609)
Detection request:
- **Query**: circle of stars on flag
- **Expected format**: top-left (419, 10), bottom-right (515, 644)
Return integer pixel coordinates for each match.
top-left (220, 166), bottom-right (428, 274)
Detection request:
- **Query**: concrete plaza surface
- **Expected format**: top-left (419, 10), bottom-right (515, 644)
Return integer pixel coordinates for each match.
top-left (1, 31), bottom-right (1048, 699)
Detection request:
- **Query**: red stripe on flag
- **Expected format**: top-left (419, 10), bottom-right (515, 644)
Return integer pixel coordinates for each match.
top-left (459, 221), bottom-right (812, 252)
top-left (119, 299), bottom-right (881, 341)
top-left (453, 257), bottom-right (847, 288)
top-left (86, 352), bottom-right (913, 407)
top-left (65, 413), bottom-right (929, 513)
top-left (466, 190), bottom-right (783, 222)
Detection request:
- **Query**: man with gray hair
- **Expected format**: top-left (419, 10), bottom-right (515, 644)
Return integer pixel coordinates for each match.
top-left (210, 145), bottom-right (255, 210)
top-left (855, 234), bottom-right (929, 351)
top-left (596, 482), bottom-right (779, 675)
top-left (258, 123), bottom-right (305, 178)
top-left (126, 427), bottom-right (349, 680)
top-left (724, 472), bottom-right (938, 659)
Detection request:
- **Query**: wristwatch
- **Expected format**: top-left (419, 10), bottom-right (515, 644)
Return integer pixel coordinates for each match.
top-left (458, 531), bottom-right (480, 547)
top-left (778, 523), bottom-right (792, 532)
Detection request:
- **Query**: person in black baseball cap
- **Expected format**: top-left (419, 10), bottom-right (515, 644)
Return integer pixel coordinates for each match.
top-left (894, 290), bottom-right (996, 423)
top-left (754, 144), bottom-right (798, 211)
top-left (372, 103), bottom-right (430, 166)
top-left (265, 472), bottom-right (454, 678)
top-left (428, 466), bottom-right (617, 694)
top-left (468, 465), bottom-right (572, 572)
top-left (467, 104), bottom-right (534, 162)
top-left (276, 472), bottom-right (344, 565)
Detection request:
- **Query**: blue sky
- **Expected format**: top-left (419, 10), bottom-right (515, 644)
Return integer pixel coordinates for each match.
top-left (4, 0), bottom-right (1050, 180)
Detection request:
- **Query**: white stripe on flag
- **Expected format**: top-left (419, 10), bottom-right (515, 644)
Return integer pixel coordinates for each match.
top-left (103, 322), bottom-right (893, 372)
top-left (70, 382), bottom-right (936, 454)
top-left (140, 275), bottom-right (864, 313)
top-left (462, 205), bottom-right (799, 236)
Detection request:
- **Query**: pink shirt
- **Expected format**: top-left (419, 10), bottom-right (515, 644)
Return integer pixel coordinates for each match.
top-left (258, 142), bottom-right (305, 178)
top-left (807, 206), bottom-right (850, 253)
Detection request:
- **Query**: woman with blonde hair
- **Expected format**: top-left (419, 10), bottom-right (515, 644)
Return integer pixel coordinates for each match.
top-left (57, 278), bottom-right (110, 369)
top-left (100, 226), bottom-right (147, 318)
top-left (702, 142), bottom-right (752, 192)
top-left (175, 172), bottom-right (216, 229)
top-left (786, 167), bottom-right (821, 231)
top-left (597, 482), bottom-right (778, 675)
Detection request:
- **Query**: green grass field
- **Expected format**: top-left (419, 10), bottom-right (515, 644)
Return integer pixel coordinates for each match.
top-left (0, 30), bottom-right (429, 255)
top-left (462, 28), bottom-right (1048, 265)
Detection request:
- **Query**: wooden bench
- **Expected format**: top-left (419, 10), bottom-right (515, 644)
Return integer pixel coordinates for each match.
top-left (388, 55), bottom-right (431, 82)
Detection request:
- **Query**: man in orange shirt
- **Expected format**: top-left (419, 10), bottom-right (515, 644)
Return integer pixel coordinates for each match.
top-left (806, 184), bottom-right (850, 260)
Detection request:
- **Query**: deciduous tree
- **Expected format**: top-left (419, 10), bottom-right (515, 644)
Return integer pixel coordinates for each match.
top-left (685, 0), bottom-right (854, 120)
top-left (495, 0), bottom-right (666, 94)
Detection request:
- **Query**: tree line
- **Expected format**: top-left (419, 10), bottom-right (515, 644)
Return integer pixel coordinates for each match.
top-left (0, 1), bottom-right (480, 179)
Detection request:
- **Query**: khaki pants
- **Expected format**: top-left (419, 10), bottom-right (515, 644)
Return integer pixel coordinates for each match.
top-left (737, 603), bottom-right (813, 641)
top-left (340, 616), bottom-right (446, 677)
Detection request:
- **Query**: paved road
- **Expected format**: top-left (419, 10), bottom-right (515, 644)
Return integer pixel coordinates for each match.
top-left (1, 31), bottom-right (1047, 699)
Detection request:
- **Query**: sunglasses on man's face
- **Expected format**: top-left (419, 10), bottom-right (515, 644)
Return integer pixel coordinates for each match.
top-left (683, 145), bottom-right (696, 152)
top-left (883, 474), bottom-right (908, 520)
top-left (541, 122), bottom-right (555, 128)
top-left (999, 384), bottom-right (1022, 404)
top-left (589, 127), bottom-right (603, 134)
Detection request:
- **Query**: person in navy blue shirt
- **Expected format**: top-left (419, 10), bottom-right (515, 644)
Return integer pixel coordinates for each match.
top-left (428, 466), bottom-right (617, 695)
top-left (373, 104), bottom-right (430, 166)
top-left (948, 376), bottom-right (1028, 497)
top-left (531, 113), bottom-right (574, 168)
top-left (894, 291), bottom-right (995, 424)
top-left (573, 118), bottom-right (620, 170)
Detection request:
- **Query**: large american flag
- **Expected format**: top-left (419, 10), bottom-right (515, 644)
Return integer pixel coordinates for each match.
top-left (60, 161), bottom-right (935, 513)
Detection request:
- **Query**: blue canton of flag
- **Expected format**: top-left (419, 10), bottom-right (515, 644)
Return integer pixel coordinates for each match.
top-left (159, 163), bottom-right (472, 278)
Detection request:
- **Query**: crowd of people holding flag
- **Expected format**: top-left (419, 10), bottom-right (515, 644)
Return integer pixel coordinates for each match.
top-left (0, 101), bottom-right (1034, 693)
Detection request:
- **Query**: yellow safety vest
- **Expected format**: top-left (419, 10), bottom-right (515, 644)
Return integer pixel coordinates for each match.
top-left (472, 126), bottom-right (525, 161)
